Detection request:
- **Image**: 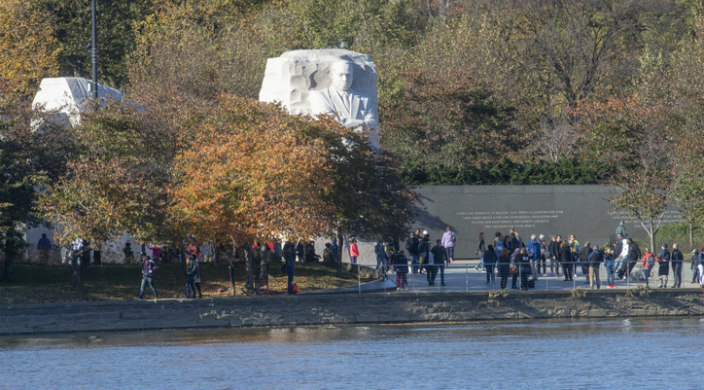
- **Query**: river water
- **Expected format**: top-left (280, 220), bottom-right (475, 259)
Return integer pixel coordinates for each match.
top-left (3, 318), bottom-right (703, 390)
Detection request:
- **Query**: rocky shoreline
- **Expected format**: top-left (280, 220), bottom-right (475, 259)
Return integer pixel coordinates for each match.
top-left (2, 289), bottom-right (703, 335)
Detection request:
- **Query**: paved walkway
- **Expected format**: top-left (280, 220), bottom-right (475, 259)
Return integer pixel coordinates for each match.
top-left (380, 260), bottom-right (702, 293)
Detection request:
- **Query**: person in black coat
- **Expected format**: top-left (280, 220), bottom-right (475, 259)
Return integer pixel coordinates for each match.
top-left (430, 240), bottom-right (446, 286)
top-left (622, 238), bottom-right (641, 279)
top-left (559, 240), bottom-right (573, 281)
top-left (497, 248), bottom-right (511, 289)
top-left (483, 244), bottom-right (497, 286)
top-left (578, 242), bottom-right (592, 282)
top-left (549, 235), bottom-right (562, 277)
top-left (283, 240), bottom-right (296, 294)
top-left (670, 243), bottom-right (684, 288)
top-left (657, 243), bottom-right (671, 288)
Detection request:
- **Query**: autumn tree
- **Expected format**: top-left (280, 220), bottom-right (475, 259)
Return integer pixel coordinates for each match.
top-left (0, 0), bottom-right (59, 106)
top-left (170, 94), bottom-right (420, 282)
top-left (128, 0), bottom-right (276, 101)
top-left (381, 68), bottom-right (525, 174)
top-left (279, 0), bottom-right (427, 51)
top-left (666, 4), bottom-right (704, 244)
top-left (0, 89), bottom-right (74, 282)
top-left (170, 95), bottom-right (341, 290)
top-left (577, 95), bottom-right (678, 251)
top-left (41, 101), bottom-right (178, 257)
top-left (326, 149), bottom-right (420, 275)
top-left (0, 116), bottom-right (42, 282)
top-left (420, 0), bottom-right (688, 163)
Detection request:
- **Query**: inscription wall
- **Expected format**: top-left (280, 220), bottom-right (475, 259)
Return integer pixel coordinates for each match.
top-left (412, 185), bottom-right (682, 260)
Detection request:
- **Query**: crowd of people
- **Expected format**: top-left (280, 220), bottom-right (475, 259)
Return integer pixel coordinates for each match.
top-left (469, 222), bottom-right (704, 290)
top-left (36, 221), bottom-right (704, 299)
top-left (137, 236), bottom-right (331, 299)
top-left (377, 220), bottom-right (704, 292)
top-left (373, 226), bottom-right (456, 290)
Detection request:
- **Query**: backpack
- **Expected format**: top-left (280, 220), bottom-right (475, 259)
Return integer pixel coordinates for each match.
top-left (496, 241), bottom-right (504, 254)
top-left (646, 255), bottom-right (655, 268)
top-left (418, 239), bottom-right (428, 254)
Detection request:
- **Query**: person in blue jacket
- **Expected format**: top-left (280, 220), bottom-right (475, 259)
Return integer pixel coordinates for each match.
top-left (526, 234), bottom-right (541, 281)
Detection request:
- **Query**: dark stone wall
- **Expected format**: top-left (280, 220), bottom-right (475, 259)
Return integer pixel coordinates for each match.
top-left (413, 185), bottom-right (683, 259)
top-left (2, 290), bottom-right (703, 335)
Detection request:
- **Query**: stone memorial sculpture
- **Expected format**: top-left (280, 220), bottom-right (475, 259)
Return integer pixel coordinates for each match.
top-left (259, 49), bottom-right (379, 149)
top-left (32, 77), bottom-right (127, 127)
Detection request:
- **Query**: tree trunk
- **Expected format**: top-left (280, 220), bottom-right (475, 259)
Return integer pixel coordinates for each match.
top-left (690, 222), bottom-right (694, 248)
top-left (227, 240), bottom-right (237, 296)
top-left (1, 231), bottom-right (22, 283)
top-left (228, 260), bottom-right (236, 295)
top-left (1, 255), bottom-right (14, 283)
top-left (648, 220), bottom-right (655, 254)
top-left (80, 244), bottom-right (91, 273)
top-left (71, 251), bottom-right (84, 294)
top-left (245, 246), bottom-right (254, 291)
top-left (336, 234), bottom-right (344, 277)
top-left (259, 247), bottom-right (268, 288)
top-left (214, 242), bottom-right (220, 266)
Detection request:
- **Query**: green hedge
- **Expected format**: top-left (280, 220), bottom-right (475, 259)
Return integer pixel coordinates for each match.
top-left (400, 158), bottom-right (613, 185)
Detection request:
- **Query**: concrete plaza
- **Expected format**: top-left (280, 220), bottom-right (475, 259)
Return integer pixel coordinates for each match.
top-left (376, 259), bottom-right (701, 293)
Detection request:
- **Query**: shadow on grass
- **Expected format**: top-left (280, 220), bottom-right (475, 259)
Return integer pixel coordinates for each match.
top-left (0, 261), bottom-right (373, 304)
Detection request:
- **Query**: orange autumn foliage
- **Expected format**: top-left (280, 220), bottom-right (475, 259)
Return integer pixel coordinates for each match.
top-left (170, 95), bottom-right (340, 243)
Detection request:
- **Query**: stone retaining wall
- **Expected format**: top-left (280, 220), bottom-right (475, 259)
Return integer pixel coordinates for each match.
top-left (2, 290), bottom-right (704, 335)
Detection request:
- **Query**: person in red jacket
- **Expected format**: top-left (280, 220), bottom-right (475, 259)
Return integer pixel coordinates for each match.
top-left (350, 238), bottom-right (359, 264)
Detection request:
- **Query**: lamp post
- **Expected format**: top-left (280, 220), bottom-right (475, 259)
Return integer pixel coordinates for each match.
top-left (91, 0), bottom-right (98, 99)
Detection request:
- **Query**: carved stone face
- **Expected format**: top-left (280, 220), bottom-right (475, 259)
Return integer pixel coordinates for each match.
top-left (330, 61), bottom-right (353, 92)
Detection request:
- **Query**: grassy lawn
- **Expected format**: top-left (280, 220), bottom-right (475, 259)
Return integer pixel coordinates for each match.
top-left (0, 261), bottom-right (372, 304)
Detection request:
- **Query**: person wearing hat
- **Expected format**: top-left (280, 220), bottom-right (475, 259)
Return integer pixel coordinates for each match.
top-left (615, 220), bottom-right (627, 239)
top-left (657, 243), bottom-right (670, 288)
top-left (587, 244), bottom-right (603, 290)
top-left (671, 243), bottom-right (684, 288)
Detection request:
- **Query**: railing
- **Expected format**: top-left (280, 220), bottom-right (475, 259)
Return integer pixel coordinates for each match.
top-left (366, 258), bottom-right (689, 292)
